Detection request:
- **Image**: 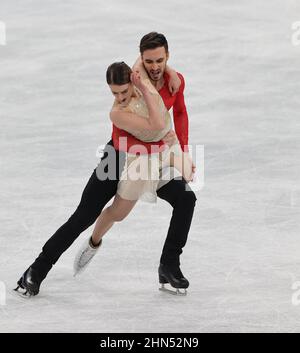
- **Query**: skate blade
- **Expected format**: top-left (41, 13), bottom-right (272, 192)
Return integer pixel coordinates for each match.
top-left (159, 283), bottom-right (187, 296)
top-left (13, 286), bottom-right (33, 299)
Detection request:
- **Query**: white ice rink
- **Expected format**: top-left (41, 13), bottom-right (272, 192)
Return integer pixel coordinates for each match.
top-left (0, 0), bottom-right (300, 332)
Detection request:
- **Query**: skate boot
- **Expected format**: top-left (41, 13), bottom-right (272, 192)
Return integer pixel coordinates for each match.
top-left (158, 263), bottom-right (189, 296)
top-left (14, 267), bottom-right (42, 297)
top-left (73, 237), bottom-right (102, 276)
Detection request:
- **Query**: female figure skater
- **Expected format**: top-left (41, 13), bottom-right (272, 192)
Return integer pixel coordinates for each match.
top-left (73, 62), bottom-right (193, 294)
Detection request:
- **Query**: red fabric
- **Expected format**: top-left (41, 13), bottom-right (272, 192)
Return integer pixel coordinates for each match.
top-left (112, 72), bottom-right (189, 154)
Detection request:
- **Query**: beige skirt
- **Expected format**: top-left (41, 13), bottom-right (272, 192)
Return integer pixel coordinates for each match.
top-left (117, 143), bottom-right (183, 203)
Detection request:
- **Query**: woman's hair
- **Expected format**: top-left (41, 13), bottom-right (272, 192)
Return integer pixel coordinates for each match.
top-left (106, 62), bottom-right (132, 85)
top-left (139, 32), bottom-right (168, 54)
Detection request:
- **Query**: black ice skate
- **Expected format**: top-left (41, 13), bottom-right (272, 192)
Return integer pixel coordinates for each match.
top-left (158, 263), bottom-right (189, 296)
top-left (14, 267), bottom-right (41, 297)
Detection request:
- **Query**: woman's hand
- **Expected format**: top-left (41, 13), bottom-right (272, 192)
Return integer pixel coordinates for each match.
top-left (131, 70), bottom-right (159, 96)
top-left (131, 71), bottom-right (148, 93)
top-left (168, 71), bottom-right (181, 96)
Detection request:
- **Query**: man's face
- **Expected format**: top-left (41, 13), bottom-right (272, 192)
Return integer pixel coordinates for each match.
top-left (109, 83), bottom-right (133, 107)
top-left (141, 46), bottom-right (169, 82)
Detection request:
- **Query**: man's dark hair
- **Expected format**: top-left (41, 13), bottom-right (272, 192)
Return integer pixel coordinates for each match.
top-left (106, 62), bottom-right (132, 85)
top-left (139, 32), bottom-right (169, 54)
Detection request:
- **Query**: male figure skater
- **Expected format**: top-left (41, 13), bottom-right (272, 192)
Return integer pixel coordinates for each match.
top-left (15, 32), bottom-right (197, 297)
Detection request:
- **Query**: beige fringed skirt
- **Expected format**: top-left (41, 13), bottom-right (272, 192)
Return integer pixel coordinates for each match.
top-left (117, 142), bottom-right (183, 203)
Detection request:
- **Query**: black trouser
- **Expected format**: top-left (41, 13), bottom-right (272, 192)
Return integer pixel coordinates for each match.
top-left (31, 140), bottom-right (197, 279)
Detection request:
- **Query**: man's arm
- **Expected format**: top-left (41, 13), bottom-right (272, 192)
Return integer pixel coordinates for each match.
top-left (173, 73), bottom-right (189, 152)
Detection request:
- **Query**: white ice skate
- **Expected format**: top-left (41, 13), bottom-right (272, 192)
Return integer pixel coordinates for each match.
top-left (73, 237), bottom-right (102, 276)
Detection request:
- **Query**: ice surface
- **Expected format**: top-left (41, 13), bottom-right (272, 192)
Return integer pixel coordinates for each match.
top-left (0, 0), bottom-right (300, 332)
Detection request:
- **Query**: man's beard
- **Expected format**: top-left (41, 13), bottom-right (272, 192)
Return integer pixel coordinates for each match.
top-left (149, 69), bottom-right (163, 81)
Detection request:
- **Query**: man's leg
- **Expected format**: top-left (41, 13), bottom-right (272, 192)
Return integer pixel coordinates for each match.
top-left (157, 178), bottom-right (197, 268)
top-left (31, 169), bottom-right (118, 274)
top-left (16, 140), bottom-right (124, 294)
top-left (156, 178), bottom-right (196, 293)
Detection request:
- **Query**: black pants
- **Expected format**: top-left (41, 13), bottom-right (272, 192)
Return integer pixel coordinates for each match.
top-left (31, 140), bottom-right (197, 278)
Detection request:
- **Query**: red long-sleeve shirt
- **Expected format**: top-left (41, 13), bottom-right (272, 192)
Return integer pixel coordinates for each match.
top-left (112, 72), bottom-right (189, 154)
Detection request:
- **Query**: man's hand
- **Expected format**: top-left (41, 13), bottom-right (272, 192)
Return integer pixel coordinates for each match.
top-left (168, 71), bottom-right (181, 96)
top-left (162, 130), bottom-right (177, 146)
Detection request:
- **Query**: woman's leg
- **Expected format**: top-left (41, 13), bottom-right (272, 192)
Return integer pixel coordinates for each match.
top-left (91, 194), bottom-right (137, 245)
top-left (73, 194), bottom-right (137, 276)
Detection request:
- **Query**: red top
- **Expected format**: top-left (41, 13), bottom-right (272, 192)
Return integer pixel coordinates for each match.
top-left (112, 72), bottom-right (189, 154)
